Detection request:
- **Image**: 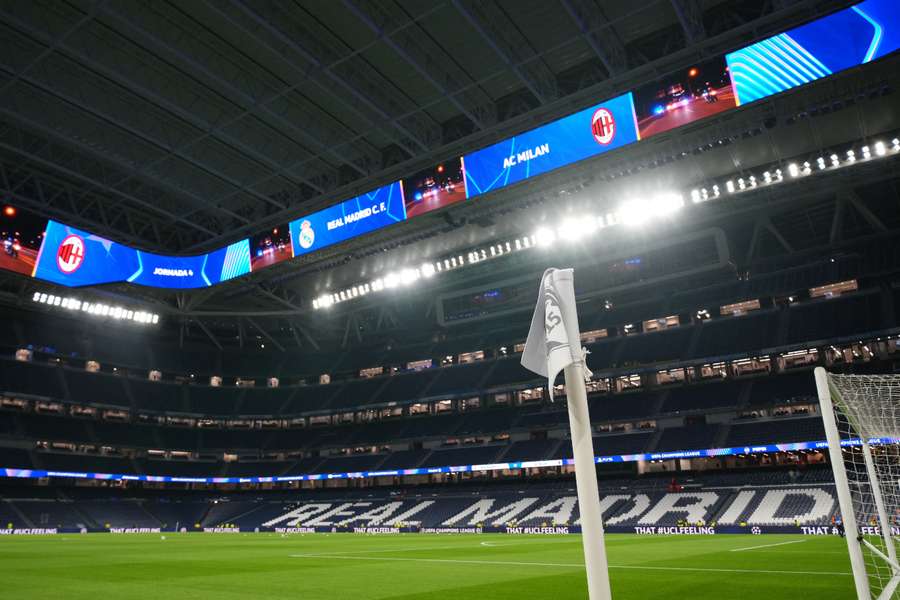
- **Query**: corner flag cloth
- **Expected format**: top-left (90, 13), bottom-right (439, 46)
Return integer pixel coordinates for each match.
top-left (521, 268), bottom-right (592, 400)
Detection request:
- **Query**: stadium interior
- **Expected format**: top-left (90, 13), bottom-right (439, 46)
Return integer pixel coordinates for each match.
top-left (1, 0), bottom-right (899, 598)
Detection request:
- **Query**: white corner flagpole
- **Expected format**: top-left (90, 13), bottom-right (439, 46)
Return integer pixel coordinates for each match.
top-left (564, 362), bottom-right (614, 600)
top-left (521, 268), bottom-right (612, 600)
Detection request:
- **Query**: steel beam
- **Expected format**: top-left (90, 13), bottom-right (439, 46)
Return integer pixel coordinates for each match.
top-left (669, 0), bottom-right (707, 45)
top-left (450, 0), bottom-right (554, 105)
top-left (560, 0), bottom-right (628, 76)
top-left (247, 317), bottom-right (286, 352)
top-left (342, 0), bottom-right (490, 131)
top-left (219, 0), bottom-right (432, 156)
top-left (98, 3), bottom-right (368, 181)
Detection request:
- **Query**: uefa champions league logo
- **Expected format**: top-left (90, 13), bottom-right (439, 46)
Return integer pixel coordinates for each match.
top-left (297, 220), bottom-right (315, 249)
top-left (751, 527), bottom-right (762, 535)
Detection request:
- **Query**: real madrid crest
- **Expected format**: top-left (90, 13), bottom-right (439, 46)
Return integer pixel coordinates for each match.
top-left (298, 220), bottom-right (315, 249)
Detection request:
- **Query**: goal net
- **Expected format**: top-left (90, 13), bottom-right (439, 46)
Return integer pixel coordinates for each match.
top-left (815, 368), bottom-right (900, 600)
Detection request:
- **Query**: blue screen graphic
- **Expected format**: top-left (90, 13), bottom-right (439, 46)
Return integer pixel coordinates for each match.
top-left (33, 221), bottom-right (251, 289)
top-left (726, 0), bottom-right (900, 105)
top-left (290, 180), bottom-right (406, 257)
top-left (462, 92), bottom-right (639, 199)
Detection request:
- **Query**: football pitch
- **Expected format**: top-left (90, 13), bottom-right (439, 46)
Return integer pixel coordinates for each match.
top-left (0, 533), bottom-right (853, 599)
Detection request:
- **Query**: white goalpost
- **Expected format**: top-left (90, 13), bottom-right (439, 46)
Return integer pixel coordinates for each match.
top-left (814, 368), bottom-right (900, 600)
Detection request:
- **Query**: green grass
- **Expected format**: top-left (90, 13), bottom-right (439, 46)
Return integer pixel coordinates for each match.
top-left (0, 533), bottom-right (853, 599)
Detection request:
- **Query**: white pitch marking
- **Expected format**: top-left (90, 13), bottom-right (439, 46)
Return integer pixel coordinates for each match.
top-left (729, 539), bottom-right (809, 552)
top-left (288, 553), bottom-right (849, 576)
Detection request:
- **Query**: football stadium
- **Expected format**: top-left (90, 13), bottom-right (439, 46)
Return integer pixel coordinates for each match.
top-left (1, 1), bottom-right (899, 598)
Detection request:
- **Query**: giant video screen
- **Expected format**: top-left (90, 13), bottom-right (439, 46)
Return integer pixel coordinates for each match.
top-left (289, 180), bottom-right (406, 257)
top-left (462, 92), bottom-right (639, 199)
top-left (32, 220), bottom-right (251, 288)
top-left (726, 0), bottom-right (899, 105)
top-left (0, 205), bottom-right (45, 277)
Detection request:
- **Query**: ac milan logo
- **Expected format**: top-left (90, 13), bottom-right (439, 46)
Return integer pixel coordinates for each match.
top-left (56, 234), bottom-right (85, 274)
top-left (591, 108), bottom-right (616, 145)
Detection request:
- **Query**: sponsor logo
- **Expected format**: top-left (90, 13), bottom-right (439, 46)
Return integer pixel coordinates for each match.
top-left (0, 528), bottom-right (58, 535)
top-left (506, 526), bottom-right (570, 535)
top-left (56, 234), bottom-right (85, 274)
top-left (421, 527), bottom-right (482, 534)
top-left (274, 527), bottom-right (316, 534)
top-left (633, 526), bottom-right (717, 535)
top-left (297, 220), bottom-right (315, 249)
top-left (591, 108), bottom-right (616, 145)
top-left (353, 527), bottom-right (400, 534)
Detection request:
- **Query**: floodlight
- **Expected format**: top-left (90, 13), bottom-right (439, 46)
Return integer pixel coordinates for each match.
top-left (384, 272), bottom-right (400, 288)
top-left (535, 227), bottom-right (556, 247)
top-left (400, 268), bottom-right (418, 285)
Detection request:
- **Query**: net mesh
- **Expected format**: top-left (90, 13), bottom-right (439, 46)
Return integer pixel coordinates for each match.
top-left (827, 373), bottom-right (900, 599)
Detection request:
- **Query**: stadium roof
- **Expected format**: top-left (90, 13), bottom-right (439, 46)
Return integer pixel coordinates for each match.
top-left (2, 0), bottom-right (898, 352)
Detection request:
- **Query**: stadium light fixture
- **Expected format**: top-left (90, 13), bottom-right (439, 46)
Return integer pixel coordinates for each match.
top-left (618, 198), bottom-right (648, 226)
top-left (535, 227), bottom-right (556, 247)
top-left (312, 137), bottom-right (900, 309)
top-left (400, 268), bottom-right (419, 285)
top-left (558, 217), bottom-right (597, 241)
top-left (384, 272), bottom-right (400, 288)
top-left (31, 291), bottom-right (159, 324)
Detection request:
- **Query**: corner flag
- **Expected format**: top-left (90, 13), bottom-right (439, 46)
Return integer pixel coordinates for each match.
top-left (521, 268), bottom-right (592, 400)
top-left (521, 268), bottom-right (613, 600)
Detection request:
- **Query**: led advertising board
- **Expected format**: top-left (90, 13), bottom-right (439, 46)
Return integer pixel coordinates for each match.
top-left (289, 180), bottom-right (406, 257)
top-left (32, 220), bottom-right (251, 288)
top-left (726, 0), bottom-right (900, 105)
top-left (0, 205), bottom-right (45, 277)
top-left (462, 92), bottom-right (639, 199)
top-left (1, 436), bottom-right (892, 485)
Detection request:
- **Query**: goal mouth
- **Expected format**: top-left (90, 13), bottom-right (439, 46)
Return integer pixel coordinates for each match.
top-left (816, 369), bottom-right (900, 600)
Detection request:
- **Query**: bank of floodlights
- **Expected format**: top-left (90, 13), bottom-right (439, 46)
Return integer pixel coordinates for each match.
top-left (32, 291), bottom-right (159, 325)
top-left (313, 138), bottom-right (900, 310)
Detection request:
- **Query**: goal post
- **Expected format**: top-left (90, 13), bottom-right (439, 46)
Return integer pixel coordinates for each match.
top-left (814, 367), bottom-right (900, 600)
